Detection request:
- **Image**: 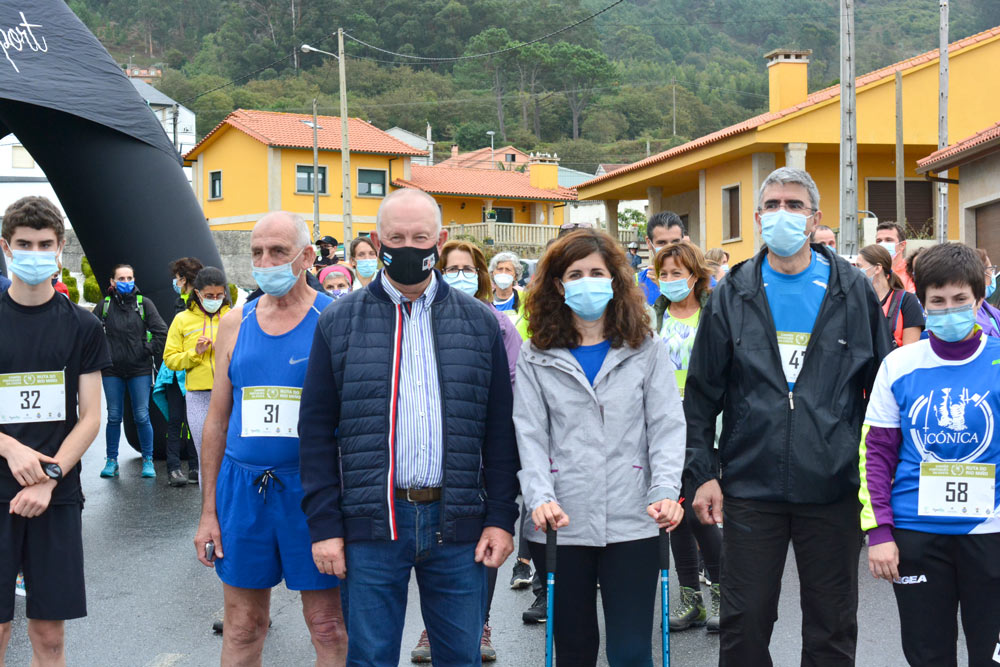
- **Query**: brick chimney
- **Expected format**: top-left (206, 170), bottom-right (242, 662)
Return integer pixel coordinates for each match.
top-left (528, 152), bottom-right (559, 190)
top-left (764, 49), bottom-right (811, 112)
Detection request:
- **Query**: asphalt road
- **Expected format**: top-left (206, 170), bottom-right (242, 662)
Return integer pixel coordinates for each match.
top-left (4, 415), bottom-right (969, 666)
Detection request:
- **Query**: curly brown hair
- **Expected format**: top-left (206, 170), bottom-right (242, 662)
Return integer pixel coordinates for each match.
top-left (653, 241), bottom-right (712, 303)
top-left (527, 228), bottom-right (650, 350)
top-left (437, 240), bottom-right (491, 302)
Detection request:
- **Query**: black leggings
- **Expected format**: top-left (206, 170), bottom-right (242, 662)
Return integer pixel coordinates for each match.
top-left (528, 536), bottom-right (658, 667)
top-left (670, 494), bottom-right (722, 589)
top-left (164, 377), bottom-right (198, 473)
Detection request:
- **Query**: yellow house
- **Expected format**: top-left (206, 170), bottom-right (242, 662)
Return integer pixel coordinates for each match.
top-left (577, 26), bottom-right (1000, 262)
top-left (183, 109), bottom-right (427, 240)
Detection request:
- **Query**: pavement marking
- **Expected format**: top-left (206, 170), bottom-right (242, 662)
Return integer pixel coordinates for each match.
top-left (145, 654), bottom-right (185, 667)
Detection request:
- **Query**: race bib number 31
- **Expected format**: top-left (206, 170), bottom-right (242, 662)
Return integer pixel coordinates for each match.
top-left (0, 371), bottom-right (66, 424)
top-left (241, 386), bottom-right (301, 438)
top-left (776, 331), bottom-right (809, 384)
top-left (917, 462), bottom-right (996, 518)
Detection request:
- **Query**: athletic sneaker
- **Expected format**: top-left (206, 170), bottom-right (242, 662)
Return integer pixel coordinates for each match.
top-left (480, 623), bottom-right (496, 662)
top-left (510, 560), bottom-right (532, 589)
top-left (410, 630), bottom-right (431, 663)
top-left (188, 469), bottom-right (199, 484)
top-left (669, 586), bottom-right (707, 630)
top-left (99, 458), bottom-right (119, 478)
top-left (14, 571), bottom-right (25, 597)
top-left (707, 583), bottom-right (721, 633)
top-left (522, 589), bottom-right (547, 624)
top-left (699, 566), bottom-right (712, 585)
top-left (141, 457), bottom-right (156, 478)
top-left (168, 469), bottom-right (188, 487)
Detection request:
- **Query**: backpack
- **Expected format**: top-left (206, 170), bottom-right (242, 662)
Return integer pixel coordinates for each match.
top-left (102, 294), bottom-right (152, 342)
top-left (882, 289), bottom-right (905, 349)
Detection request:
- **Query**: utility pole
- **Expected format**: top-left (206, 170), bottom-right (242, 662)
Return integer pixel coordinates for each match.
top-left (172, 103), bottom-right (179, 153)
top-left (338, 28), bottom-right (352, 242)
top-left (839, 0), bottom-right (859, 255)
top-left (895, 71), bottom-right (905, 228)
top-left (937, 0), bottom-right (949, 244)
top-left (672, 84), bottom-right (677, 136)
top-left (312, 98), bottom-right (320, 243)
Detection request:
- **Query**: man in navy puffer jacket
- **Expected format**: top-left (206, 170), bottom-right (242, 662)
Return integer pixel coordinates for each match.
top-left (299, 188), bottom-right (519, 666)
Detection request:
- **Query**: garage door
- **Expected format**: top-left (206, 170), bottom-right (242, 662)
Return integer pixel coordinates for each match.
top-left (976, 201), bottom-right (1000, 263)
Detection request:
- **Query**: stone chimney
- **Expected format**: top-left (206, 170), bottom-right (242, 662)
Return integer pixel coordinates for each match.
top-left (764, 49), bottom-right (811, 112)
top-left (451, 144), bottom-right (459, 158)
top-left (528, 152), bottom-right (559, 190)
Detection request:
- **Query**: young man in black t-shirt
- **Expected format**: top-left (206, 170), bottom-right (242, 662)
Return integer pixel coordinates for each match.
top-left (0, 197), bottom-right (109, 665)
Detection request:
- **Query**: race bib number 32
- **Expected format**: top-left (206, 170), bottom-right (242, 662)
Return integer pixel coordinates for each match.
top-left (241, 386), bottom-right (301, 438)
top-left (776, 331), bottom-right (809, 384)
top-left (917, 462), bottom-right (996, 518)
top-left (0, 371), bottom-right (66, 424)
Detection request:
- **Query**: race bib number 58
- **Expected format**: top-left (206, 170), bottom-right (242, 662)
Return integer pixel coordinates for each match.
top-left (241, 386), bottom-right (301, 438)
top-left (917, 462), bottom-right (996, 518)
top-left (0, 371), bottom-right (66, 424)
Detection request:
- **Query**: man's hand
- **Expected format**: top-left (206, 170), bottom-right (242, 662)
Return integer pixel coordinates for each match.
top-left (693, 479), bottom-right (724, 525)
top-left (9, 480), bottom-right (55, 518)
top-left (195, 336), bottom-right (213, 355)
top-left (868, 541), bottom-right (900, 582)
top-left (0, 438), bottom-right (57, 487)
top-left (313, 538), bottom-right (346, 579)
top-left (475, 526), bottom-right (514, 568)
top-left (531, 501), bottom-right (570, 532)
top-left (647, 498), bottom-right (684, 531)
top-left (194, 511), bottom-right (223, 567)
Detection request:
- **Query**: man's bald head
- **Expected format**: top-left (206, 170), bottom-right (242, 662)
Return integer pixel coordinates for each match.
top-left (251, 211), bottom-right (314, 269)
top-left (376, 189), bottom-right (442, 236)
top-left (253, 211), bottom-right (311, 248)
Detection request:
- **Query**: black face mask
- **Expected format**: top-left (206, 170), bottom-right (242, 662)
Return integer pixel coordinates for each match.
top-left (319, 246), bottom-right (330, 258)
top-left (379, 243), bottom-right (440, 286)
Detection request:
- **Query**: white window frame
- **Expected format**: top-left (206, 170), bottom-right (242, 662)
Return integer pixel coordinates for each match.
top-left (209, 170), bottom-right (223, 200)
top-left (357, 168), bottom-right (388, 198)
top-left (295, 164), bottom-right (329, 195)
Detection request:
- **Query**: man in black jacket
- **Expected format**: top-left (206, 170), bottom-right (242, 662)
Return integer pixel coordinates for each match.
top-left (685, 167), bottom-right (890, 666)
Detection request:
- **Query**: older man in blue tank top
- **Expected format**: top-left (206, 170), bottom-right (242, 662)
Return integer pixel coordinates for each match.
top-left (194, 211), bottom-right (346, 666)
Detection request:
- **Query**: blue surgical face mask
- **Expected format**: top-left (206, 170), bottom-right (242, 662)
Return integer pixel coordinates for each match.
top-left (172, 278), bottom-right (182, 295)
top-left (659, 276), bottom-right (693, 302)
top-left (115, 280), bottom-right (135, 295)
top-left (443, 272), bottom-right (479, 297)
top-left (252, 248), bottom-right (303, 297)
top-left (925, 304), bottom-right (978, 342)
top-left (878, 241), bottom-right (898, 258)
top-left (987, 273), bottom-right (996, 300)
top-left (355, 258), bottom-right (378, 278)
top-left (8, 249), bottom-right (60, 286)
top-left (563, 277), bottom-right (614, 321)
top-left (201, 298), bottom-right (224, 314)
top-left (761, 210), bottom-right (809, 257)
top-left (329, 289), bottom-right (347, 300)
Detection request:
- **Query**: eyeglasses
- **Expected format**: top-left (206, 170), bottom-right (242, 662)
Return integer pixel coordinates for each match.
top-left (759, 200), bottom-right (816, 214)
top-left (443, 269), bottom-right (477, 280)
top-left (986, 265), bottom-right (998, 276)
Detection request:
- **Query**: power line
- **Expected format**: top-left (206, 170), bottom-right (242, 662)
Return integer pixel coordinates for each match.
top-left (179, 52), bottom-right (296, 105)
top-left (343, 0), bottom-right (625, 62)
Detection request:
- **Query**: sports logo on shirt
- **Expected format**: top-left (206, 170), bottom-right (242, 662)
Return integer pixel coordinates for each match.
top-left (908, 387), bottom-right (993, 463)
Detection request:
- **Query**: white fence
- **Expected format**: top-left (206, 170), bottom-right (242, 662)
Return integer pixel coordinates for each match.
top-left (446, 222), bottom-right (643, 248)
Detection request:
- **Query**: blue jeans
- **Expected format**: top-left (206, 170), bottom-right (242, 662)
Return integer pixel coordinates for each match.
top-left (103, 374), bottom-right (154, 459)
top-left (343, 500), bottom-right (486, 667)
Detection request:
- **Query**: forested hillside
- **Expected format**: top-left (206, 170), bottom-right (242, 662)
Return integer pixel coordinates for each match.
top-left (69, 0), bottom-right (1000, 171)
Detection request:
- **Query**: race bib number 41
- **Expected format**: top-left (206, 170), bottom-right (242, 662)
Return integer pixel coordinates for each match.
top-left (241, 386), bottom-right (301, 438)
top-left (776, 331), bottom-right (809, 384)
top-left (0, 371), bottom-right (66, 424)
top-left (917, 462), bottom-right (996, 518)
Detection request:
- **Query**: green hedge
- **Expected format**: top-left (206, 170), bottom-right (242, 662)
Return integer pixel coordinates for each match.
top-left (81, 256), bottom-right (93, 278)
top-left (229, 283), bottom-right (238, 305)
top-left (61, 268), bottom-right (80, 304)
top-left (83, 276), bottom-right (101, 304)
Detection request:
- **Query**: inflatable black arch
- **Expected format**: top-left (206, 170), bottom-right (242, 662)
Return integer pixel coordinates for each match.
top-left (0, 2), bottom-right (222, 457)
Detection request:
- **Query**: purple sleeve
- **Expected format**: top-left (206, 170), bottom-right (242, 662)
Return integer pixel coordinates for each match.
top-left (860, 425), bottom-right (902, 546)
top-left (493, 308), bottom-right (522, 386)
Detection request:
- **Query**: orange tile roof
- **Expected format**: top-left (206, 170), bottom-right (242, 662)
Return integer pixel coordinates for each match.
top-left (437, 145), bottom-right (530, 168)
top-left (393, 165), bottom-right (577, 202)
top-left (579, 24), bottom-right (1000, 190)
top-left (184, 109), bottom-right (427, 160)
top-left (917, 121), bottom-right (1000, 172)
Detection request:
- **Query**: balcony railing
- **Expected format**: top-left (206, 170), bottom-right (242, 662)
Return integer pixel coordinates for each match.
top-left (445, 222), bottom-right (643, 248)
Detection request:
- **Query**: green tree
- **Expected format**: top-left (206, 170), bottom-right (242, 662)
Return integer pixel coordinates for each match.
top-left (454, 28), bottom-right (517, 140)
top-left (549, 42), bottom-right (616, 140)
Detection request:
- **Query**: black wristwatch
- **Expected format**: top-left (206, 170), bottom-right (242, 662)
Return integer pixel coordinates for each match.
top-left (42, 463), bottom-right (62, 482)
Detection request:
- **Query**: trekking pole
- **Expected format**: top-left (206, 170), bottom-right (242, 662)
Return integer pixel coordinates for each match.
top-left (660, 527), bottom-right (671, 667)
top-left (545, 526), bottom-right (557, 667)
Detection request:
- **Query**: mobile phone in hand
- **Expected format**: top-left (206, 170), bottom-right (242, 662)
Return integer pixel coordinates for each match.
top-left (205, 542), bottom-right (215, 562)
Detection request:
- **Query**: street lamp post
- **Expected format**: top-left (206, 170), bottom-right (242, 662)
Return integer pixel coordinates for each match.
top-left (301, 34), bottom-right (353, 242)
top-left (486, 130), bottom-right (495, 168)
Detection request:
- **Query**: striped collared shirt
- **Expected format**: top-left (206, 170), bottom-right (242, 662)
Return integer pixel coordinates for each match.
top-left (381, 270), bottom-right (444, 489)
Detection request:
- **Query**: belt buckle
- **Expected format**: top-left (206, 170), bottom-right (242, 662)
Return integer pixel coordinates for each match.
top-left (406, 487), bottom-right (416, 503)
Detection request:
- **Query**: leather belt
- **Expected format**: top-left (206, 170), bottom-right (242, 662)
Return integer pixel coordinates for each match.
top-left (395, 487), bottom-right (442, 503)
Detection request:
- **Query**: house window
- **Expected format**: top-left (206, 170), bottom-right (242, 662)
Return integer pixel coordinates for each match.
top-left (296, 165), bottom-right (327, 194)
top-left (209, 171), bottom-right (222, 200)
top-left (484, 207), bottom-right (514, 223)
top-left (11, 145), bottom-right (33, 169)
top-left (722, 186), bottom-right (740, 241)
top-left (358, 169), bottom-right (386, 197)
top-left (504, 154), bottom-right (516, 163)
top-left (866, 180), bottom-right (934, 238)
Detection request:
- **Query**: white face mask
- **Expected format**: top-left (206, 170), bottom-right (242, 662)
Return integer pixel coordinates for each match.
top-left (493, 273), bottom-right (515, 290)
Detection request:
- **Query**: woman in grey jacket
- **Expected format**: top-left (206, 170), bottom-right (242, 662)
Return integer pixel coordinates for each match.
top-left (514, 228), bottom-right (685, 667)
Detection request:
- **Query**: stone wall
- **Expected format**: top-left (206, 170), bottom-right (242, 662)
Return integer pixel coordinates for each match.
top-left (62, 229), bottom-right (86, 275)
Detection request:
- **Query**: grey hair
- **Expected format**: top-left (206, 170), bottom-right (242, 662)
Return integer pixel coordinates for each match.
top-left (756, 167), bottom-right (821, 212)
top-left (255, 211), bottom-right (311, 248)
top-left (376, 188), bottom-right (442, 235)
top-left (489, 251), bottom-right (523, 279)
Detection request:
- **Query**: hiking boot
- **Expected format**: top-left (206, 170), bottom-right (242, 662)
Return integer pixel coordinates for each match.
top-left (410, 629), bottom-right (431, 663)
top-left (188, 468), bottom-right (199, 484)
top-left (707, 583), bottom-right (721, 633)
top-left (480, 623), bottom-right (496, 662)
top-left (168, 469), bottom-right (188, 487)
top-left (522, 588), bottom-right (547, 624)
top-left (669, 586), bottom-right (706, 631)
top-left (510, 560), bottom-right (532, 589)
top-left (99, 458), bottom-right (119, 478)
top-left (141, 457), bottom-right (156, 478)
